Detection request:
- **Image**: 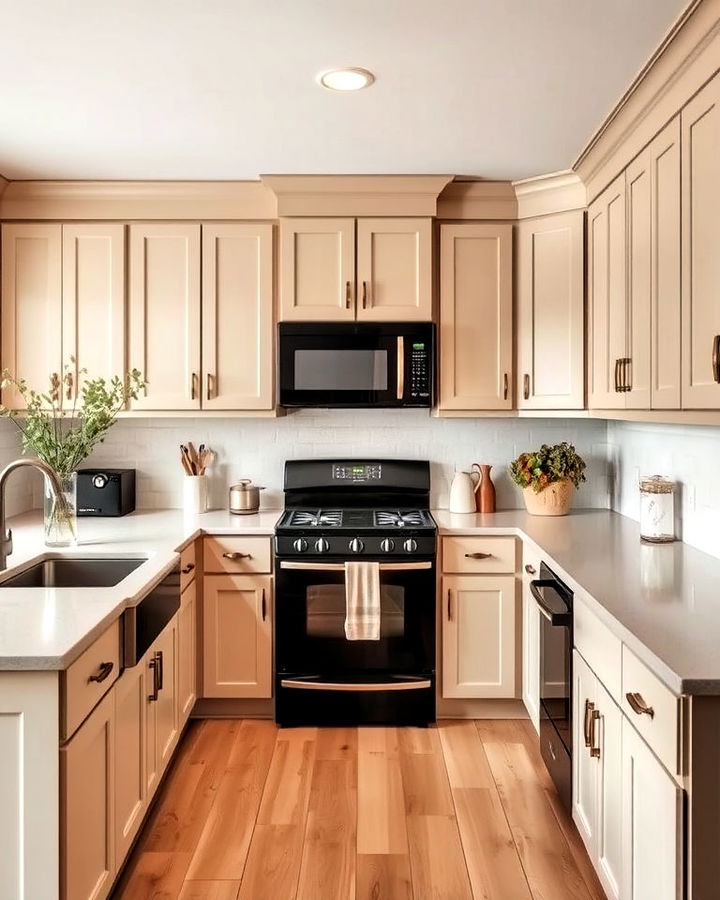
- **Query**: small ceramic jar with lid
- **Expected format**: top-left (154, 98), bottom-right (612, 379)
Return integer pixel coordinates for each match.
top-left (639, 475), bottom-right (675, 543)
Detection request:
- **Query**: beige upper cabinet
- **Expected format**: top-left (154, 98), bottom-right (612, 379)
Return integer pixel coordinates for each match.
top-left (202, 223), bottom-right (274, 409)
top-left (62, 224), bottom-right (126, 403)
top-left (625, 151), bottom-right (652, 409)
top-left (438, 222), bottom-right (513, 411)
top-left (129, 223), bottom-right (202, 410)
top-left (355, 218), bottom-right (432, 321)
top-left (203, 573), bottom-right (272, 699)
top-left (588, 174), bottom-right (627, 409)
top-left (516, 211), bottom-right (584, 409)
top-left (681, 73), bottom-right (720, 409)
top-left (279, 218), bottom-right (355, 321)
top-left (1, 223), bottom-right (62, 407)
top-left (279, 217), bottom-right (432, 322)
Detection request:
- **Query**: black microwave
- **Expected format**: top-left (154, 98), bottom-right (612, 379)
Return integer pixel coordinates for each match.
top-left (278, 322), bottom-right (435, 408)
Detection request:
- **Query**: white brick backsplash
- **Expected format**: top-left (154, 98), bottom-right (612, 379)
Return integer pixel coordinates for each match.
top-left (0, 420), bottom-right (34, 517)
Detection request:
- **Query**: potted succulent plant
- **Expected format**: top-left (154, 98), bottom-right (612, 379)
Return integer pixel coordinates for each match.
top-left (509, 442), bottom-right (587, 516)
top-left (0, 361), bottom-right (145, 546)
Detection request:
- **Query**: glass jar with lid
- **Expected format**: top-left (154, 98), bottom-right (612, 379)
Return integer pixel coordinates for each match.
top-left (639, 475), bottom-right (675, 543)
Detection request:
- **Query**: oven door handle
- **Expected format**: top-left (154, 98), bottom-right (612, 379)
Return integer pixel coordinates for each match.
top-left (530, 579), bottom-right (572, 627)
top-left (279, 560), bottom-right (432, 571)
top-left (280, 677), bottom-right (432, 692)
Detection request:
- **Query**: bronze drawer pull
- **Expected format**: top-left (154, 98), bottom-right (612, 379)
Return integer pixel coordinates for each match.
top-left (88, 661), bottom-right (114, 684)
top-left (148, 656), bottom-right (159, 702)
top-left (713, 335), bottom-right (720, 383)
top-left (223, 552), bottom-right (252, 560)
top-left (583, 699), bottom-right (594, 747)
top-left (523, 373), bottom-right (530, 400)
top-left (626, 692), bottom-right (654, 718)
top-left (524, 564), bottom-right (536, 575)
top-left (465, 552), bottom-right (492, 560)
top-left (181, 563), bottom-right (195, 574)
top-left (590, 708), bottom-right (601, 758)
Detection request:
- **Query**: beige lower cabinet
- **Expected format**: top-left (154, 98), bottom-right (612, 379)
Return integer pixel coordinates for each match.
top-left (61, 690), bottom-right (115, 900)
top-left (521, 546), bottom-right (541, 732)
top-left (572, 650), bottom-right (622, 900)
top-left (145, 619), bottom-right (179, 797)
top-left (441, 574), bottom-right (517, 698)
top-left (177, 577), bottom-right (197, 725)
top-left (203, 573), bottom-right (272, 698)
top-left (113, 658), bottom-right (147, 864)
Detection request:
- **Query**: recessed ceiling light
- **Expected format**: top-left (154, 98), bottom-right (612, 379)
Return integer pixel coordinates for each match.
top-left (317, 68), bottom-right (375, 92)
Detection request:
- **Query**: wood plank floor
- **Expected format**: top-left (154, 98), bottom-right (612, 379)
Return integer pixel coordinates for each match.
top-left (111, 719), bottom-right (607, 900)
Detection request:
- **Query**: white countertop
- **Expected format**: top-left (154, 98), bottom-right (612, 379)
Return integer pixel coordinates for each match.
top-left (2, 506), bottom-right (720, 696)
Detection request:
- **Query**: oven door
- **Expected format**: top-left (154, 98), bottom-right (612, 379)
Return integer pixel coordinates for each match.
top-left (532, 579), bottom-right (572, 753)
top-left (277, 322), bottom-right (433, 408)
top-left (275, 558), bottom-right (435, 683)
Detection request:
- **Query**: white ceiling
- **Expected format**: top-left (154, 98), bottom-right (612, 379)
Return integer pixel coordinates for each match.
top-left (0, 0), bottom-right (688, 181)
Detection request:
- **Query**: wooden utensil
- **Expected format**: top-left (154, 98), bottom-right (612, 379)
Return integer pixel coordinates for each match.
top-left (180, 444), bottom-right (194, 475)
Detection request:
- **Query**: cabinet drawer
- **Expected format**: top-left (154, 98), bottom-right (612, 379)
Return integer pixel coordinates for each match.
top-left (574, 598), bottom-right (622, 703)
top-left (180, 541), bottom-right (197, 591)
top-left (622, 645), bottom-right (680, 775)
top-left (442, 536), bottom-right (516, 574)
top-left (62, 619), bottom-right (121, 741)
top-left (203, 536), bottom-right (272, 574)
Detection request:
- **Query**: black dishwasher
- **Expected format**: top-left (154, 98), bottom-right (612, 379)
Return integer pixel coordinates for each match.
top-left (531, 561), bottom-right (573, 812)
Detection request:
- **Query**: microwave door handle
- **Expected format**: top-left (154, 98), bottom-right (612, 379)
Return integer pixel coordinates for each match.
top-left (397, 336), bottom-right (405, 400)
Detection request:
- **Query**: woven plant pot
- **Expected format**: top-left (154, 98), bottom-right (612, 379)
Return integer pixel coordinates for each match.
top-left (523, 480), bottom-right (575, 517)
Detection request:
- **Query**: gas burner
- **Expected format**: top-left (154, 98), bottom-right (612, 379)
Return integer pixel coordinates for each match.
top-left (287, 509), bottom-right (342, 528)
top-left (374, 510), bottom-right (428, 528)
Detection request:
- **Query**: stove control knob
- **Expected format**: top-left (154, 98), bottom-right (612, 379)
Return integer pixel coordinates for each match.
top-left (403, 538), bottom-right (418, 553)
top-left (349, 538), bottom-right (365, 553)
top-left (293, 538), bottom-right (308, 553)
top-left (380, 538), bottom-right (395, 553)
top-left (314, 538), bottom-right (329, 553)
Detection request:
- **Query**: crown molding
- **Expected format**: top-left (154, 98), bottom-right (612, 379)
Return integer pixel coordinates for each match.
top-left (573, 0), bottom-right (720, 201)
top-left (261, 174), bottom-right (453, 216)
top-left (436, 180), bottom-right (518, 220)
top-left (512, 170), bottom-right (586, 219)
top-left (0, 180), bottom-right (277, 220)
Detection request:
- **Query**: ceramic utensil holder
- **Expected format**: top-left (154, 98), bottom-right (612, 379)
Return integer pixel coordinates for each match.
top-left (183, 474), bottom-right (208, 514)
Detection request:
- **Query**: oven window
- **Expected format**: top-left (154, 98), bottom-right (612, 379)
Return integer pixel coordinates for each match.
top-left (294, 349), bottom-right (388, 391)
top-left (306, 583), bottom-right (405, 638)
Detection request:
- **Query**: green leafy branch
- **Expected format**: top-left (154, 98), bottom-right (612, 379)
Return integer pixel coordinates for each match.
top-left (509, 442), bottom-right (587, 493)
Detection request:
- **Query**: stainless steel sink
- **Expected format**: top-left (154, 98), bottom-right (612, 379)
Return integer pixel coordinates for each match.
top-left (0, 556), bottom-right (146, 588)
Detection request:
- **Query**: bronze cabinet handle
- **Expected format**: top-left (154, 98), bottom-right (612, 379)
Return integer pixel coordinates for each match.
top-left (620, 357), bottom-right (632, 392)
top-left (503, 373), bottom-right (509, 400)
top-left (190, 372), bottom-right (198, 400)
top-left (222, 551), bottom-right (252, 560)
top-left (524, 564), bottom-right (536, 575)
top-left (156, 650), bottom-right (164, 691)
top-left (148, 656), bottom-right (159, 701)
top-left (626, 691), bottom-right (654, 718)
top-left (590, 708), bottom-right (601, 758)
top-left (261, 588), bottom-right (267, 622)
top-left (88, 661), bottom-right (114, 684)
top-left (206, 373), bottom-right (214, 401)
top-left (447, 589), bottom-right (453, 621)
top-left (345, 281), bottom-right (352, 309)
top-left (465, 552), bottom-right (492, 559)
top-left (181, 563), bottom-right (195, 574)
top-left (362, 280), bottom-right (368, 309)
top-left (713, 335), bottom-right (720, 383)
top-left (523, 373), bottom-right (530, 400)
top-left (583, 699), bottom-right (594, 747)
top-left (614, 358), bottom-right (620, 392)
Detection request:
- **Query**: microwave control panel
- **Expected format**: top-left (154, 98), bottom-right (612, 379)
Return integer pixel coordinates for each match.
top-left (410, 342), bottom-right (431, 399)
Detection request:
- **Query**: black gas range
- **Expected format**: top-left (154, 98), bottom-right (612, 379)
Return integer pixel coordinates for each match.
top-left (274, 459), bottom-right (437, 727)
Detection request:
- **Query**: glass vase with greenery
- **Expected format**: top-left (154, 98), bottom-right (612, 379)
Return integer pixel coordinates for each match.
top-left (0, 362), bottom-right (145, 546)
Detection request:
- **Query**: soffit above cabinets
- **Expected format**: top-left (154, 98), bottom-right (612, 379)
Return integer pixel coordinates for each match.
top-left (0, 0), bottom-right (687, 182)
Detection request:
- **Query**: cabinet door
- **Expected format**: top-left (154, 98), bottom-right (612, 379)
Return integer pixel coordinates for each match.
top-left (62, 224), bottom-right (126, 402)
top-left (203, 574), bottom-right (272, 698)
top-left (154, 621), bottom-right (178, 773)
top-left (438, 223), bottom-right (513, 410)
top-left (626, 150), bottom-right (652, 409)
top-left (129, 223), bottom-right (201, 410)
top-left (622, 718), bottom-right (683, 900)
top-left (595, 680), bottom-right (622, 900)
top-left (279, 218), bottom-right (355, 321)
top-left (650, 117), bottom-right (681, 409)
top-left (177, 579), bottom-right (197, 726)
top-left (201, 223), bottom-right (274, 410)
top-left (681, 73), bottom-right (720, 408)
top-left (521, 563), bottom-right (540, 732)
top-left (61, 690), bottom-right (115, 900)
top-left (1, 223), bottom-right (62, 407)
top-left (516, 211), bottom-right (584, 409)
top-left (572, 650), bottom-right (599, 855)
top-left (356, 218), bottom-right (432, 321)
top-left (442, 574), bottom-right (516, 699)
top-left (588, 174), bottom-right (626, 409)
top-left (114, 660), bottom-right (146, 863)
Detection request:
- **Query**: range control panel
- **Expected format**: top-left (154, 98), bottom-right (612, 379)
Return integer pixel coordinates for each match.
top-left (410, 342), bottom-right (431, 399)
top-left (332, 463), bottom-right (382, 482)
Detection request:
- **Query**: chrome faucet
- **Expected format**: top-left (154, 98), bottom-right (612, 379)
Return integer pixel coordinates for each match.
top-left (0, 458), bottom-right (64, 570)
